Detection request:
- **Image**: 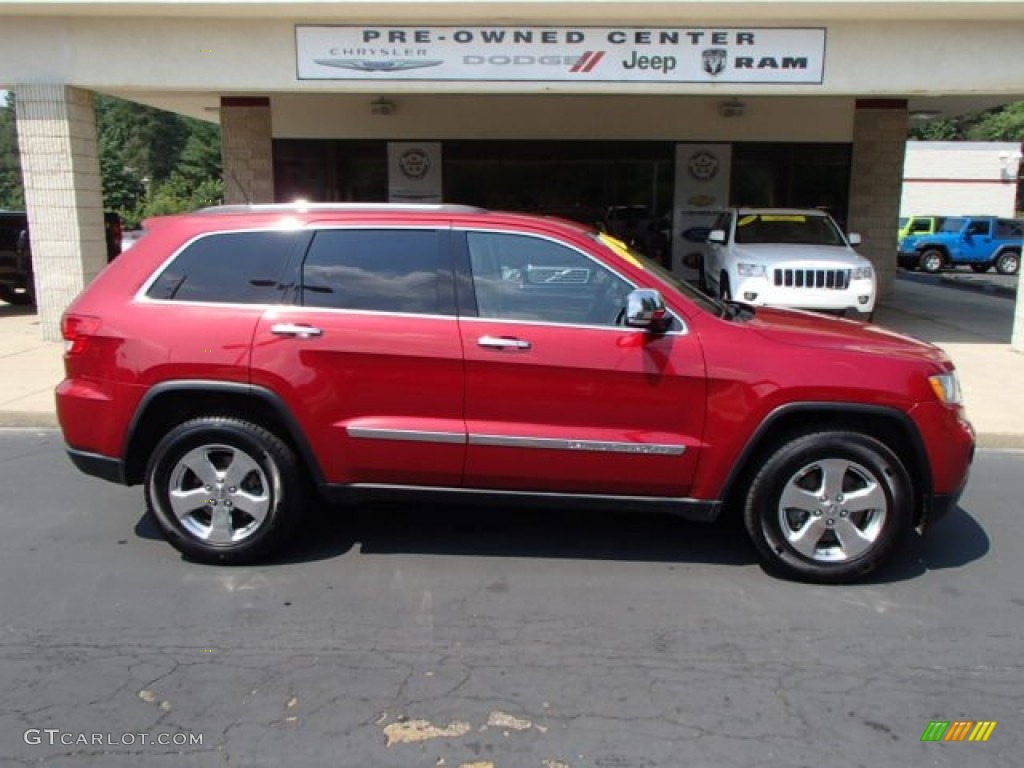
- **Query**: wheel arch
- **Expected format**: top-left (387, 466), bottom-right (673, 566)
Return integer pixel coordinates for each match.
top-left (122, 381), bottom-right (325, 487)
top-left (718, 403), bottom-right (932, 526)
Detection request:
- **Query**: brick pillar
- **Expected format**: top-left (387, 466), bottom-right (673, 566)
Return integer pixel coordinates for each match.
top-left (847, 100), bottom-right (908, 301)
top-left (220, 97), bottom-right (274, 204)
top-left (15, 85), bottom-right (107, 341)
top-left (1013, 272), bottom-right (1024, 352)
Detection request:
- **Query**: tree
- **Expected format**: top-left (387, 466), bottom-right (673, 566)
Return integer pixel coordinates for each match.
top-left (0, 92), bottom-right (23, 209)
top-left (93, 95), bottom-right (222, 227)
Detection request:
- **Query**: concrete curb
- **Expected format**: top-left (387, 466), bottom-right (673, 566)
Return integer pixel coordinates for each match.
top-left (0, 411), bottom-right (58, 428)
top-left (938, 274), bottom-right (1018, 300)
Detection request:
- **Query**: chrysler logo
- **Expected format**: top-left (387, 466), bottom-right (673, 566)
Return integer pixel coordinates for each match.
top-left (314, 58), bottom-right (444, 72)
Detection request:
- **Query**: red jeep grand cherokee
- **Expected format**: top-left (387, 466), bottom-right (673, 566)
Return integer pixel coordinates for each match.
top-left (57, 204), bottom-right (974, 583)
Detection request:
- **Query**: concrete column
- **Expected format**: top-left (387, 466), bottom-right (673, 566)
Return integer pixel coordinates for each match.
top-left (1012, 270), bottom-right (1024, 352)
top-left (15, 85), bottom-right (107, 341)
top-left (847, 100), bottom-right (909, 301)
top-left (220, 97), bottom-right (274, 204)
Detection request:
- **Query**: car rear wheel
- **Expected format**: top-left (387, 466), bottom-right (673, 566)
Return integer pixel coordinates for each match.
top-left (919, 249), bottom-right (945, 274)
top-left (995, 251), bottom-right (1020, 275)
top-left (743, 431), bottom-right (912, 583)
top-left (145, 417), bottom-right (307, 564)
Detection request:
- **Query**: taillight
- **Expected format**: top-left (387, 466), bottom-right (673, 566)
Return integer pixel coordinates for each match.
top-left (62, 314), bottom-right (100, 355)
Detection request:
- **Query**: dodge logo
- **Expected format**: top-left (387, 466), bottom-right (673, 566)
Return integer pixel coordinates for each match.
top-left (702, 48), bottom-right (727, 76)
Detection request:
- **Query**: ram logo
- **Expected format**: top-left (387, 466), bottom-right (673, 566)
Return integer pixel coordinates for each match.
top-left (702, 48), bottom-right (727, 76)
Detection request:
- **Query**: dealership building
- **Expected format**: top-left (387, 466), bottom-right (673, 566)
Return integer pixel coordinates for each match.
top-left (1, 0), bottom-right (1023, 341)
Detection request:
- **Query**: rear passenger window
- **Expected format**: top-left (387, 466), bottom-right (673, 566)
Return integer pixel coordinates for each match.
top-left (996, 220), bottom-right (1023, 238)
top-left (301, 229), bottom-right (448, 315)
top-left (147, 231), bottom-right (296, 303)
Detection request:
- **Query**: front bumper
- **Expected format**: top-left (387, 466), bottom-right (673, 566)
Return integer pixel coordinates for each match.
top-left (731, 274), bottom-right (876, 313)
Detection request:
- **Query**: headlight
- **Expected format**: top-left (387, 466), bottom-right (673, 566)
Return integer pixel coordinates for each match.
top-left (851, 266), bottom-right (873, 280)
top-left (736, 263), bottom-right (766, 277)
top-left (929, 372), bottom-right (962, 405)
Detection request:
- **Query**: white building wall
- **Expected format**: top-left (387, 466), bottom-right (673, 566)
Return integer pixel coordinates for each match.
top-left (901, 142), bottom-right (1022, 217)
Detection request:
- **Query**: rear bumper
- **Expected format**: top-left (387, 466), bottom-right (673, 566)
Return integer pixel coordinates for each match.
top-left (66, 447), bottom-right (127, 485)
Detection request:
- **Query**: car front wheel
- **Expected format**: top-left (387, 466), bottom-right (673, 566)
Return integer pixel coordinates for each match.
top-left (919, 249), bottom-right (945, 274)
top-left (743, 431), bottom-right (912, 583)
top-left (145, 417), bottom-right (307, 564)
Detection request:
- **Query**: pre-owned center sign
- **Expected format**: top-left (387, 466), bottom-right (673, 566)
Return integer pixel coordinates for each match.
top-left (296, 26), bottom-right (826, 84)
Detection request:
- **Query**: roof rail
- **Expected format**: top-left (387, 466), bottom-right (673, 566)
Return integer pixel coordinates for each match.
top-left (195, 203), bottom-right (488, 215)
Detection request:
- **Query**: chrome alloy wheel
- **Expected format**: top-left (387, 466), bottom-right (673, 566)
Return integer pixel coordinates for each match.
top-left (776, 458), bottom-right (888, 563)
top-left (167, 443), bottom-right (271, 545)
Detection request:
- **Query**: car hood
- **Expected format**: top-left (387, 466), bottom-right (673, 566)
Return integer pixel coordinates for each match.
top-left (746, 306), bottom-right (950, 365)
top-left (729, 243), bottom-right (868, 267)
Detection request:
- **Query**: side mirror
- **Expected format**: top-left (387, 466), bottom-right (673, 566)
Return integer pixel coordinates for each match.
top-left (707, 229), bottom-right (727, 245)
top-left (847, 233), bottom-right (862, 246)
top-left (625, 289), bottom-right (670, 332)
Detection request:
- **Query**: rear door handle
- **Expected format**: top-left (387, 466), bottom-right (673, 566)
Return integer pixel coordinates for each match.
top-left (477, 335), bottom-right (531, 351)
top-left (271, 323), bottom-right (323, 338)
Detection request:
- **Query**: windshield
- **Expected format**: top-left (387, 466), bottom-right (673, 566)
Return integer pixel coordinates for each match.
top-left (734, 213), bottom-right (845, 246)
top-left (594, 232), bottom-right (723, 316)
top-left (940, 217), bottom-right (965, 233)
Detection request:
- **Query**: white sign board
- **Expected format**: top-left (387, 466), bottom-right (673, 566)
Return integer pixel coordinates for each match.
top-left (672, 144), bottom-right (733, 276)
top-left (297, 26), bottom-right (826, 84)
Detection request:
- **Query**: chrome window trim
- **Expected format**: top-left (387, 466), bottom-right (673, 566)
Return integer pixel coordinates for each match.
top-left (347, 427), bottom-right (466, 445)
top-left (460, 315), bottom-right (667, 335)
top-left (132, 223), bottom-right (687, 337)
top-left (468, 434), bottom-right (686, 456)
top-left (456, 225), bottom-right (688, 336)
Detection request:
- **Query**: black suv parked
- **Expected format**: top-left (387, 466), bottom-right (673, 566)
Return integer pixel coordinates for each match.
top-left (0, 210), bottom-right (122, 305)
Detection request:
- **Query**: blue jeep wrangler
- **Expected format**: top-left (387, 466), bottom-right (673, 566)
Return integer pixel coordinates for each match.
top-left (897, 216), bottom-right (1022, 275)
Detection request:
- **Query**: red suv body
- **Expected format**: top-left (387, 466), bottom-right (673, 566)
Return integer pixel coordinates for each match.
top-left (57, 204), bottom-right (974, 582)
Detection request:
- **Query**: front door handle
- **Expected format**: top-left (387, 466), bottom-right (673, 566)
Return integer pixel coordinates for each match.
top-left (271, 323), bottom-right (323, 338)
top-left (477, 335), bottom-right (531, 351)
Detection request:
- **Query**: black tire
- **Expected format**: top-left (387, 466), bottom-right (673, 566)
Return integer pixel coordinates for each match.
top-left (719, 272), bottom-right (732, 301)
top-left (743, 431), bottom-right (912, 584)
top-left (145, 417), bottom-right (307, 564)
top-left (970, 262), bottom-right (992, 274)
top-left (918, 249), bottom-right (945, 274)
top-left (0, 285), bottom-right (34, 306)
top-left (995, 251), bottom-right (1020, 276)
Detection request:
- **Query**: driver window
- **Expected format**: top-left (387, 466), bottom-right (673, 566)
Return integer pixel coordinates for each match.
top-left (467, 231), bottom-right (632, 326)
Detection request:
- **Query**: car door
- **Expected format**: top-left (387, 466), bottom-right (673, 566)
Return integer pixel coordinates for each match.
top-left (457, 228), bottom-right (707, 498)
top-left (250, 226), bottom-right (466, 488)
top-left (960, 219), bottom-right (993, 262)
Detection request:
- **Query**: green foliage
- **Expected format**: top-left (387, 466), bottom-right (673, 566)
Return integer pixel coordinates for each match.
top-left (0, 91), bottom-right (221, 226)
top-left (93, 95), bottom-right (222, 228)
top-left (0, 92), bottom-right (24, 209)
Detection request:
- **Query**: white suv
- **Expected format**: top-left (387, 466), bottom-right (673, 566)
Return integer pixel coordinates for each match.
top-left (703, 208), bottom-right (876, 319)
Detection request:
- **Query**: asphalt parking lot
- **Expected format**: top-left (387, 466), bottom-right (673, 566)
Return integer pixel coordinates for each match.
top-left (0, 430), bottom-right (1020, 767)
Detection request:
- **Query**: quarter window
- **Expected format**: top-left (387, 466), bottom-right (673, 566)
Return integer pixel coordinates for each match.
top-left (146, 231), bottom-right (297, 303)
top-left (467, 231), bottom-right (632, 326)
top-left (301, 229), bottom-right (447, 314)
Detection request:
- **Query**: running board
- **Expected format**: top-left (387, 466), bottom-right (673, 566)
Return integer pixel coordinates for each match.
top-left (320, 483), bottom-right (722, 523)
